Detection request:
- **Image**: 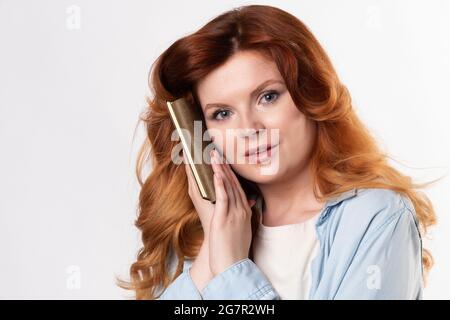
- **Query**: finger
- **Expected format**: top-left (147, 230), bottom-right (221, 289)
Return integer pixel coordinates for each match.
top-left (213, 150), bottom-right (237, 209)
top-left (220, 154), bottom-right (245, 210)
top-left (214, 151), bottom-right (237, 204)
top-left (233, 180), bottom-right (254, 214)
top-left (213, 170), bottom-right (228, 218)
top-left (222, 161), bottom-right (256, 215)
top-left (219, 157), bottom-right (245, 204)
top-left (231, 171), bottom-right (255, 209)
top-left (211, 151), bottom-right (235, 209)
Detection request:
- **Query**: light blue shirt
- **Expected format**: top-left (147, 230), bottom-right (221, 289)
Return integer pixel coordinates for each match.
top-left (158, 188), bottom-right (423, 300)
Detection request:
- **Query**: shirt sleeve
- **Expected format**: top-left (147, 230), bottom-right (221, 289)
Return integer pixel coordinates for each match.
top-left (157, 262), bottom-right (203, 300)
top-left (158, 255), bottom-right (202, 300)
top-left (158, 257), bottom-right (280, 300)
top-left (201, 258), bottom-right (280, 300)
top-left (332, 206), bottom-right (423, 299)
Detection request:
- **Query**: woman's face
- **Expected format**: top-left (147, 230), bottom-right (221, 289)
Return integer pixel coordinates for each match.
top-left (195, 50), bottom-right (317, 184)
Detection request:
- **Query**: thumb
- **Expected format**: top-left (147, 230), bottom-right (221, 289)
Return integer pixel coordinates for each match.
top-left (247, 199), bottom-right (257, 208)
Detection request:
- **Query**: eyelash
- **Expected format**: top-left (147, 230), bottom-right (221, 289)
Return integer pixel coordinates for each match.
top-left (210, 90), bottom-right (280, 121)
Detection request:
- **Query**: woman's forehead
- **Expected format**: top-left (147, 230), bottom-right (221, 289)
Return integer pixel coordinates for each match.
top-left (196, 52), bottom-right (282, 108)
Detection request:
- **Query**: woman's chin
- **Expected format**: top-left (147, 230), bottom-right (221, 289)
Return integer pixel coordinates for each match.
top-left (234, 162), bottom-right (283, 184)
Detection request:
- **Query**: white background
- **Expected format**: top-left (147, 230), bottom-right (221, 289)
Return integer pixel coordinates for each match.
top-left (0, 0), bottom-right (449, 299)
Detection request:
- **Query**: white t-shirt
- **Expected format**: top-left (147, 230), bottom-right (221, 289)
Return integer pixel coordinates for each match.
top-left (252, 212), bottom-right (320, 300)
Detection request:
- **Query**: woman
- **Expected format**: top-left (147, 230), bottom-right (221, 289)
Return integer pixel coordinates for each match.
top-left (118, 4), bottom-right (438, 299)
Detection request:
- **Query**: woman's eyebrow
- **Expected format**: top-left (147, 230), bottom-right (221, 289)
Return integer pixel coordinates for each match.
top-left (204, 79), bottom-right (284, 111)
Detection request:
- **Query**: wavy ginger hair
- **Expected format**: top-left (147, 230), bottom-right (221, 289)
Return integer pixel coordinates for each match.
top-left (117, 4), bottom-right (439, 299)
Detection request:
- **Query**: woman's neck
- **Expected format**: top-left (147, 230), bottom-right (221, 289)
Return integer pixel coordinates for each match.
top-left (257, 163), bottom-right (325, 227)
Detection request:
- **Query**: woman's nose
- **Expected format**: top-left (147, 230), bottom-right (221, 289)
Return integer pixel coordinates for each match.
top-left (237, 113), bottom-right (265, 138)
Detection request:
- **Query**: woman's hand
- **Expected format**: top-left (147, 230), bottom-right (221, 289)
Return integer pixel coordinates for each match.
top-left (182, 150), bottom-right (215, 237)
top-left (182, 150), bottom-right (214, 291)
top-left (209, 149), bottom-right (256, 276)
top-left (182, 148), bottom-right (256, 291)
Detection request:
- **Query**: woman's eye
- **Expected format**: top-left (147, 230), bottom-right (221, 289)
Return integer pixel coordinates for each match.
top-left (211, 109), bottom-right (231, 121)
top-left (209, 90), bottom-right (280, 121)
top-left (259, 91), bottom-right (279, 104)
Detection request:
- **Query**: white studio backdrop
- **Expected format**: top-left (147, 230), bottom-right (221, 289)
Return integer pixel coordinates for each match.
top-left (0, 0), bottom-right (449, 299)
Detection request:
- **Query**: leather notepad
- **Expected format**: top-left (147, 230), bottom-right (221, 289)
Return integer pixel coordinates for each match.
top-left (166, 97), bottom-right (216, 203)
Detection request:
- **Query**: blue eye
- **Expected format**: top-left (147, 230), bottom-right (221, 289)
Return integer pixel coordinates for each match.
top-left (211, 109), bottom-right (231, 121)
top-left (259, 90), bottom-right (279, 104)
top-left (209, 90), bottom-right (280, 122)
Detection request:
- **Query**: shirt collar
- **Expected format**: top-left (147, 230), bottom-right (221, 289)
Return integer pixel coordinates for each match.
top-left (323, 188), bottom-right (358, 208)
top-left (317, 188), bottom-right (358, 225)
top-left (254, 188), bottom-right (358, 219)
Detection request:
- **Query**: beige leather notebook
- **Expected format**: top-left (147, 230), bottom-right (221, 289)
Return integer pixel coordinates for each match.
top-left (166, 97), bottom-right (216, 203)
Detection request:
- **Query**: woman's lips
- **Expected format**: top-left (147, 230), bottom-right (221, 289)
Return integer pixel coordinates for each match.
top-left (244, 143), bottom-right (279, 160)
top-left (244, 143), bottom-right (276, 157)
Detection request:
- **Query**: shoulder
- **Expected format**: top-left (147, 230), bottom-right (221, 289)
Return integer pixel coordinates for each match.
top-left (325, 188), bottom-right (420, 242)
top-left (313, 188), bottom-right (423, 299)
top-left (344, 187), bottom-right (415, 222)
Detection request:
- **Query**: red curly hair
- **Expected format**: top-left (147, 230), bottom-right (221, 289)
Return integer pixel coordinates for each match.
top-left (117, 4), bottom-right (439, 299)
